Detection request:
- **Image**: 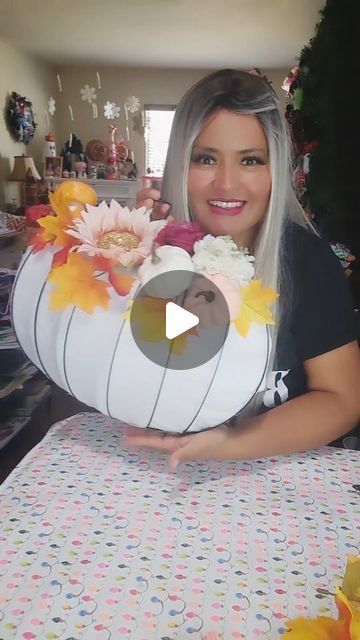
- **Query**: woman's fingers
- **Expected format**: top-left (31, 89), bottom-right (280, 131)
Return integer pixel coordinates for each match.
top-left (136, 187), bottom-right (172, 220)
top-left (136, 187), bottom-right (161, 207)
top-left (151, 201), bottom-right (171, 220)
top-left (123, 427), bottom-right (187, 453)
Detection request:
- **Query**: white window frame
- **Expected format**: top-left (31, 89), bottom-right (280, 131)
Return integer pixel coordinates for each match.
top-left (144, 104), bottom-right (176, 177)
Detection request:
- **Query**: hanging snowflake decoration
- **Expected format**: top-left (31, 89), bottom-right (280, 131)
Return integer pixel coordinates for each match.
top-left (124, 95), bottom-right (140, 114)
top-left (48, 97), bottom-right (56, 116)
top-left (104, 101), bottom-right (121, 119)
top-left (80, 84), bottom-right (97, 104)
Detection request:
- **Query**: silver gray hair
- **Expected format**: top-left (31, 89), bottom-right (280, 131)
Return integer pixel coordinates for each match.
top-left (161, 69), bottom-right (313, 415)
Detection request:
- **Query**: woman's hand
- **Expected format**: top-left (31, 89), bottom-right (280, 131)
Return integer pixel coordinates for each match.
top-left (136, 187), bottom-right (172, 221)
top-left (123, 424), bottom-right (232, 470)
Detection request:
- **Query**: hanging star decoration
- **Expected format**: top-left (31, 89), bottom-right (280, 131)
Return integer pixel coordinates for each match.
top-left (48, 97), bottom-right (56, 116)
top-left (80, 84), bottom-right (97, 104)
top-left (104, 101), bottom-right (121, 120)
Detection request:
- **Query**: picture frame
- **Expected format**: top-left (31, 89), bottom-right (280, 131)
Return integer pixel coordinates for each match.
top-left (43, 156), bottom-right (63, 178)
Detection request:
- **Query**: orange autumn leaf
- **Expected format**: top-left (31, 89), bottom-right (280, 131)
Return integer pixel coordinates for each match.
top-left (38, 213), bottom-right (79, 248)
top-left (233, 279), bottom-right (279, 337)
top-left (92, 256), bottom-right (136, 297)
top-left (51, 247), bottom-right (71, 270)
top-left (336, 589), bottom-right (360, 640)
top-left (48, 252), bottom-right (110, 313)
top-left (93, 255), bottom-right (113, 272)
top-left (29, 227), bottom-right (51, 253)
top-left (108, 269), bottom-right (135, 296)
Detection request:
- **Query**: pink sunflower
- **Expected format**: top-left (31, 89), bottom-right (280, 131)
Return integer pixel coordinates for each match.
top-left (65, 200), bottom-right (167, 267)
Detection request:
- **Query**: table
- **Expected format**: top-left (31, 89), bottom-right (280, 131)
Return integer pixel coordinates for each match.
top-left (0, 413), bottom-right (359, 639)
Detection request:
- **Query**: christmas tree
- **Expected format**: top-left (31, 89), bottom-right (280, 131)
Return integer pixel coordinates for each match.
top-left (283, 0), bottom-right (360, 303)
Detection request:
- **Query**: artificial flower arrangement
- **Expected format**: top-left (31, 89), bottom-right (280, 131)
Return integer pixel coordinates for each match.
top-left (284, 555), bottom-right (360, 639)
top-left (28, 180), bottom-right (278, 340)
top-left (12, 180), bottom-right (278, 433)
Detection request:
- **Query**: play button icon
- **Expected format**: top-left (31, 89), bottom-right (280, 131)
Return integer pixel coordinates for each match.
top-left (130, 270), bottom-right (230, 370)
top-left (165, 302), bottom-right (199, 339)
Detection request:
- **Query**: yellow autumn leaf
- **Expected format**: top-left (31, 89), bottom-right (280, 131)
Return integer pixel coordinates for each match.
top-left (122, 300), bottom-right (133, 322)
top-left (130, 296), bottom-right (167, 342)
top-left (171, 326), bottom-right (198, 355)
top-left (126, 296), bottom-right (196, 355)
top-left (284, 615), bottom-right (345, 639)
top-left (48, 252), bottom-right (110, 313)
top-left (233, 279), bottom-right (279, 337)
top-left (342, 555), bottom-right (360, 608)
top-left (38, 214), bottom-right (76, 247)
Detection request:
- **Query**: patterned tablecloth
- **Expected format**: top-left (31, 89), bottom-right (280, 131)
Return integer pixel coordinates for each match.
top-left (0, 412), bottom-right (359, 640)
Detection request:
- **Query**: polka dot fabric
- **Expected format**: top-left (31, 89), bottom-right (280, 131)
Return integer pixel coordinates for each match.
top-left (0, 413), bottom-right (359, 639)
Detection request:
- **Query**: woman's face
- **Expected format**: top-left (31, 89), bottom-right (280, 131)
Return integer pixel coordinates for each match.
top-left (188, 109), bottom-right (271, 248)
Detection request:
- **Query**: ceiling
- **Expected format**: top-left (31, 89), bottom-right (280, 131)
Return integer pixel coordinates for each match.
top-left (0, 0), bottom-right (325, 69)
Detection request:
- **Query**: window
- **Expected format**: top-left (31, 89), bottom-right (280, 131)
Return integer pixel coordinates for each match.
top-left (144, 105), bottom-right (176, 176)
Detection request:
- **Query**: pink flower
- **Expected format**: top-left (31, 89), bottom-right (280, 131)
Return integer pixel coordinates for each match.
top-left (65, 200), bottom-right (167, 267)
top-left (155, 221), bottom-right (205, 254)
top-left (204, 272), bottom-right (242, 320)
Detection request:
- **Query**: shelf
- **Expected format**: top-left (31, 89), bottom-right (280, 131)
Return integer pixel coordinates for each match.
top-left (0, 364), bottom-right (38, 399)
top-left (0, 380), bottom-right (51, 450)
top-left (0, 232), bottom-right (51, 451)
top-left (44, 177), bottom-right (141, 206)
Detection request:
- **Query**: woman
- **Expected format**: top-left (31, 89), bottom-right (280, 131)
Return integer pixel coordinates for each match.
top-left (124, 69), bottom-right (360, 468)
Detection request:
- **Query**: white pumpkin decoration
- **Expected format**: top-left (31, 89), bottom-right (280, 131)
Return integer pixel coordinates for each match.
top-left (11, 188), bottom-right (274, 434)
top-left (11, 244), bottom-right (270, 433)
top-left (138, 245), bottom-right (194, 298)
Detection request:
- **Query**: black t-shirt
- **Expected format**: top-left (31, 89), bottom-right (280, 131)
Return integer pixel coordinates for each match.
top-left (261, 222), bottom-right (359, 410)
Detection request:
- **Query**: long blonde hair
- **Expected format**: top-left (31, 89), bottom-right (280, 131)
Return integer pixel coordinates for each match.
top-left (161, 69), bottom-right (312, 412)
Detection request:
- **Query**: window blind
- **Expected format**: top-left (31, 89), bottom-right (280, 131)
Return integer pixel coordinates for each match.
top-left (144, 105), bottom-right (176, 176)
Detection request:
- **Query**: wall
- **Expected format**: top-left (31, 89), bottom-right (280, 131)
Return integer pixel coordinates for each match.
top-left (0, 40), bottom-right (56, 208)
top-left (54, 65), bottom-right (288, 179)
top-left (0, 49), bottom-right (289, 207)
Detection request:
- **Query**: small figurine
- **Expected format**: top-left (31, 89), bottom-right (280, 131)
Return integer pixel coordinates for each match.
top-left (97, 163), bottom-right (106, 179)
top-left (43, 133), bottom-right (56, 159)
top-left (89, 165), bottom-right (98, 179)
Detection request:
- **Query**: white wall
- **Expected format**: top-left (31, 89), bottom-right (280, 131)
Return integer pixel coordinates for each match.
top-left (54, 65), bottom-right (289, 179)
top-left (0, 46), bottom-right (289, 207)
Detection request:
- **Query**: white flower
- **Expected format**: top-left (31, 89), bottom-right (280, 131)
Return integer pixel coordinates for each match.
top-left (48, 97), bottom-right (56, 115)
top-left (192, 235), bottom-right (255, 286)
top-left (104, 101), bottom-right (121, 119)
top-left (80, 84), bottom-right (97, 104)
top-left (124, 95), bottom-right (140, 114)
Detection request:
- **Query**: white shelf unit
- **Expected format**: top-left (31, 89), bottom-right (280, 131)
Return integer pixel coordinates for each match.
top-left (44, 178), bottom-right (141, 208)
